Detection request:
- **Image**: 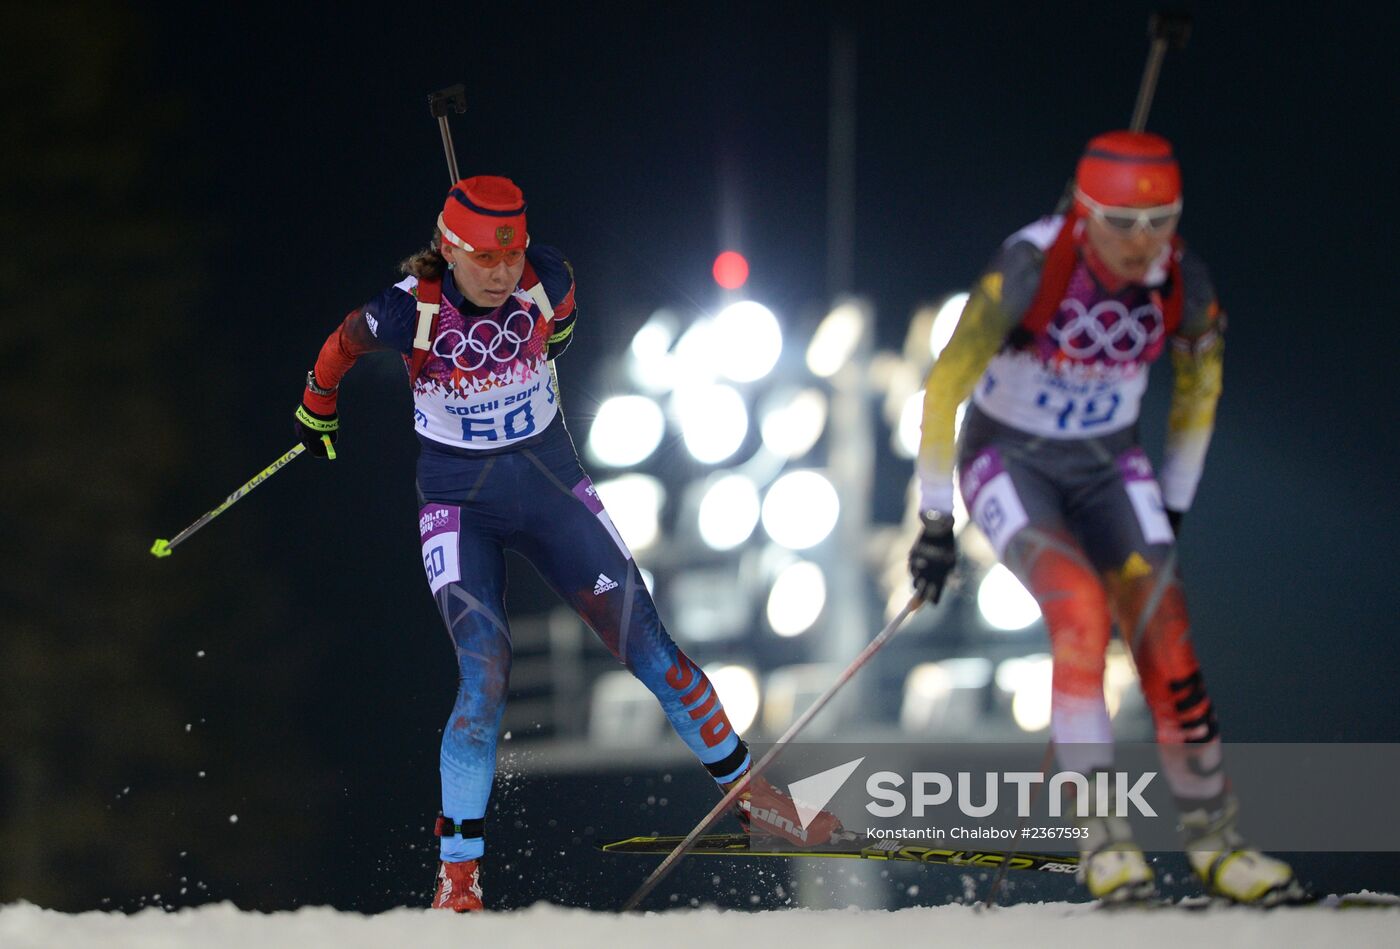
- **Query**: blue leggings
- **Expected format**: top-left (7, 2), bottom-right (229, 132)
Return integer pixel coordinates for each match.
top-left (415, 419), bottom-right (749, 861)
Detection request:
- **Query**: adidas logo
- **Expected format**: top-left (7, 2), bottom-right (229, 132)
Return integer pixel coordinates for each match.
top-left (365, 312), bottom-right (380, 336)
top-left (593, 574), bottom-right (618, 595)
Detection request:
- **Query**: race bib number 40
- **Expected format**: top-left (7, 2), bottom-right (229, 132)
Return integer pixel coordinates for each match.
top-left (1117, 449), bottom-right (1175, 546)
top-left (419, 503), bottom-right (462, 594)
top-left (960, 448), bottom-right (1029, 557)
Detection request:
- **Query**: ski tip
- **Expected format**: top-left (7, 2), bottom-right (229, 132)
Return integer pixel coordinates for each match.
top-left (1328, 891), bottom-right (1400, 909)
top-left (150, 538), bottom-right (172, 559)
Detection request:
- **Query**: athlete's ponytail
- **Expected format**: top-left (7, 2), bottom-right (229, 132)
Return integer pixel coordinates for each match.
top-left (399, 228), bottom-right (449, 280)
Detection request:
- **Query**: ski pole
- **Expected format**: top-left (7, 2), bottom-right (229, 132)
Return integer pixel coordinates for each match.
top-left (620, 592), bottom-right (926, 912)
top-left (979, 740), bottom-right (1058, 908)
top-left (149, 437), bottom-right (331, 558)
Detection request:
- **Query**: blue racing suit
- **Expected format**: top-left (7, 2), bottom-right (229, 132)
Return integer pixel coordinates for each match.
top-left (307, 246), bottom-right (749, 861)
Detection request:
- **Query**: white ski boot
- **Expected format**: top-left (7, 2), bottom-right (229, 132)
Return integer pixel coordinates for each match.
top-left (1180, 796), bottom-right (1305, 906)
top-left (1078, 814), bottom-right (1155, 902)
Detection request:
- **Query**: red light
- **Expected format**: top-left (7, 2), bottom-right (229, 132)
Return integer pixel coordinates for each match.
top-left (712, 250), bottom-right (749, 290)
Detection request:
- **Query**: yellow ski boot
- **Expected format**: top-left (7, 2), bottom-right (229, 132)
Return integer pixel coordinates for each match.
top-left (1180, 795), bottom-right (1306, 906)
top-left (1079, 814), bottom-right (1155, 903)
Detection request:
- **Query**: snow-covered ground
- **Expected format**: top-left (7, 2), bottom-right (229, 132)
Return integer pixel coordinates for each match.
top-left (3, 900), bottom-right (1397, 949)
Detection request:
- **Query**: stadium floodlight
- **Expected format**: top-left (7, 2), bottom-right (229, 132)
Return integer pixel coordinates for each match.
top-left (628, 310), bottom-right (680, 393)
top-left (673, 318), bottom-right (720, 388)
top-left (705, 664), bottom-right (761, 734)
top-left (589, 671), bottom-right (666, 746)
top-left (713, 301), bottom-right (782, 383)
top-left (930, 292), bottom-right (969, 360)
top-left (759, 387), bottom-right (827, 460)
top-left (977, 563), bottom-right (1041, 631)
top-left (593, 474), bottom-right (664, 551)
top-left (995, 654), bottom-right (1053, 733)
top-left (761, 470), bottom-right (839, 549)
top-left (697, 473), bottom-right (761, 551)
top-left (805, 302), bottom-right (866, 378)
top-left (765, 559), bottom-right (826, 637)
top-left (1105, 648), bottom-right (1137, 719)
top-left (674, 383), bottom-right (748, 464)
top-left (895, 389), bottom-right (925, 459)
top-left (671, 566), bottom-right (751, 642)
top-left (901, 658), bottom-right (995, 733)
top-left (899, 663), bottom-right (953, 732)
top-left (587, 395), bottom-right (666, 468)
top-left (895, 394), bottom-right (968, 459)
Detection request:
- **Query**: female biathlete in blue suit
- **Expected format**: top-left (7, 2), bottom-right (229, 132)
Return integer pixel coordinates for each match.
top-left (292, 176), bottom-right (838, 911)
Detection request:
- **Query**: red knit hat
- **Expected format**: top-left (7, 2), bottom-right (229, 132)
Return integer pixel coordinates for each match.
top-left (437, 175), bottom-right (528, 252)
top-left (1075, 131), bottom-right (1181, 207)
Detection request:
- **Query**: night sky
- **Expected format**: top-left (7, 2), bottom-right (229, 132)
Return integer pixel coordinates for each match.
top-left (5, 0), bottom-right (1398, 912)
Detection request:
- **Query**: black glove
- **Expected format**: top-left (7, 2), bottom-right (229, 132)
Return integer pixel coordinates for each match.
top-left (909, 511), bottom-right (957, 604)
top-left (1167, 508), bottom-right (1184, 537)
top-left (294, 403), bottom-right (339, 458)
top-left (295, 369), bottom-right (340, 458)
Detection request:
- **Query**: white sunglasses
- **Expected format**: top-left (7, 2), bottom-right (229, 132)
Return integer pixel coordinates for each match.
top-left (1075, 188), bottom-right (1182, 235)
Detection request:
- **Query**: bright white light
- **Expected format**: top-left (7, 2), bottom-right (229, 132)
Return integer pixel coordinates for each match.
top-left (940, 657), bottom-right (995, 688)
top-left (674, 383), bottom-right (748, 464)
top-left (761, 470), bottom-right (839, 549)
top-left (930, 292), bottom-right (969, 360)
top-left (806, 302), bottom-right (866, 377)
top-left (1105, 649), bottom-right (1138, 719)
top-left (713, 301), bottom-right (782, 383)
top-left (593, 475), bottom-right (664, 551)
top-left (766, 560), bottom-right (826, 636)
top-left (760, 388), bottom-right (827, 459)
top-left (900, 663), bottom-right (952, 732)
top-left (628, 311), bottom-right (679, 393)
top-left (977, 563), bottom-right (1041, 631)
top-left (1013, 687), bottom-right (1050, 732)
top-left (673, 319), bottom-right (720, 387)
top-left (896, 394), bottom-right (967, 461)
top-left (697, 474), bottom-right (761, 551)
top-left (996, 655), bottom-right (1053, 733)
top-left (900, 659), bottom-right (994, 732)
top-left (895, 389), bottom-right (925, 459)
top-left (706, 664), bottom-right (760, 733)
top-left (587, 395), bottom-right (666, 468)
top-left (631, 317), bottom-right (675, 360)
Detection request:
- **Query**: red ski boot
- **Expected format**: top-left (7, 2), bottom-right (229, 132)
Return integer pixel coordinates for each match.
top-left (726, 773), bottom-right (849, 847)
top-left (431, 859), bottom-right (483, 912)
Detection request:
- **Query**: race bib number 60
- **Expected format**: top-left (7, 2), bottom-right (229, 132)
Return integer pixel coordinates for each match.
top-left (418, 503), bottom-right (462, 594)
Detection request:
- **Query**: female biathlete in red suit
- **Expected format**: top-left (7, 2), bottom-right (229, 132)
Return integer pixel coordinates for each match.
top-left (908, 133), bottom-right (1302, 905)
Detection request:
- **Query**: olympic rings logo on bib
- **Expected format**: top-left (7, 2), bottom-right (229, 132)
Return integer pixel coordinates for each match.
top-left (432, 308), bottom-right (537, 371)
top-left (1049, 299), bottom-right (1163, 361)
